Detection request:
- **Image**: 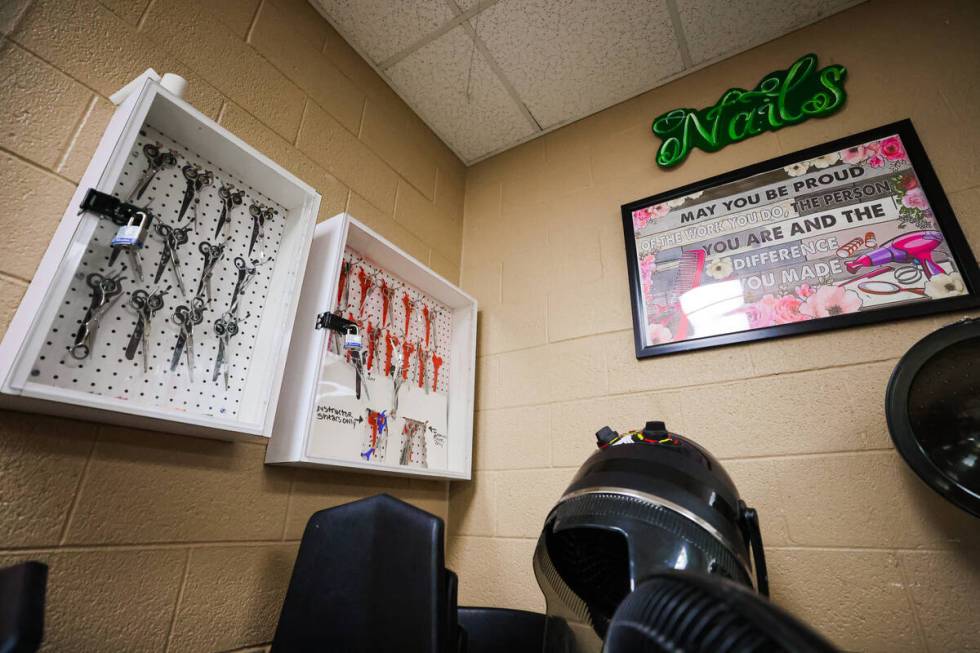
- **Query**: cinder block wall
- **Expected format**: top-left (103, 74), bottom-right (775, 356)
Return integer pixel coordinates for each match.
top-left (450, 1), bottom-right (980, 651)
top-left (0, 1), bottom-right (463, 651)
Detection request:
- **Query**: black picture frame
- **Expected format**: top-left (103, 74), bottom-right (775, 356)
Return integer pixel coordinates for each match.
top-left (621, 119), bottom-right (980, 359)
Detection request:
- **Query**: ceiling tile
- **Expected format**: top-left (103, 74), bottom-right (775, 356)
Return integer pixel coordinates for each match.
top-left (473, 0), bottom-right (684, 129)
top-left (387, 25), bottom-right (536, 163)
top-left (312, 0), bottom-right (455, 64)
top-left (677, 0), bottom-right (859, 65)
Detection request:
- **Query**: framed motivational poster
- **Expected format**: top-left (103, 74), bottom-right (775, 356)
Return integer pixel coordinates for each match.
top-left (622, 120), bottom-right (980, 359)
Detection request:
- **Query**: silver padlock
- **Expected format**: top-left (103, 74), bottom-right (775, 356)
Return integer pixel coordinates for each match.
top-left (343, 325), bottom-right (363, 351)
top-left (111, 209), bottom-right (151, 249)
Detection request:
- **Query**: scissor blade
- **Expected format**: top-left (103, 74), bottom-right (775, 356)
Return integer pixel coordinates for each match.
top-left (141, 324), bottom-right (149, 372)
top-left (185, 336), bottom-right (194, 382)
top-left (212, 340), bottom-right (224, 383)
top-left (177, 184), bottom-right (194, 222)
top-left (125, 319), bottom-right (144, 360)
top-left (215, 204), bottom-right (228, 239)
top-left (248, 219), bottom-right (259, 254)
top-left (170, 259), bottom-right (186, 297)
top-left (127, 249), bottom-right (144, 283)
top-left (134, 169), bottom-right (157, 201)
top-left (153, 250), bottom-right (169, 285)
top-left (171, 333), bottom-right (186, 371)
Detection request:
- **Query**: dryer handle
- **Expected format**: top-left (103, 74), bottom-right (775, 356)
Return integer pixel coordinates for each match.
top-left (740, 504), bottom-right (769, 598)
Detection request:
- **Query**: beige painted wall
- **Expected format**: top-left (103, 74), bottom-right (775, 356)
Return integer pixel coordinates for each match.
top-left (2, 0), bottom-right (980, 651)
top-left (0, 0), bottom-right (464, 651)
top-left (450, 1), bottom-right (980, 651)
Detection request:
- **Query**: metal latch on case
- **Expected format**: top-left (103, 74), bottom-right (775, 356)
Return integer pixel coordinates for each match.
top-left (315, 311), bottom-right (357, 333)
top-left (78, 188), bottom-right (152, 227)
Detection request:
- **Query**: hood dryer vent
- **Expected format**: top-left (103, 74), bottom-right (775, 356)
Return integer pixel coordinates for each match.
top-left (533, 421), bottom-right (768, 644)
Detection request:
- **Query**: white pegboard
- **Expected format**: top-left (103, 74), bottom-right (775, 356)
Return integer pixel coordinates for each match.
top-left (335, 247), bottom-right (453, 393)
top-left (29, 125), bottom-right (287, 420)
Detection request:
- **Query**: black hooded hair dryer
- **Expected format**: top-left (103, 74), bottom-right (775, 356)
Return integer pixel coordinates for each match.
top-left (532, 421), bottom-right (771, 651)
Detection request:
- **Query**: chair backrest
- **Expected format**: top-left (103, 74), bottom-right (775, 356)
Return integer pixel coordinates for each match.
top-left (0, 561), bottom-right (47, 653)
top-left (271, 494), bottom-right (454, 653)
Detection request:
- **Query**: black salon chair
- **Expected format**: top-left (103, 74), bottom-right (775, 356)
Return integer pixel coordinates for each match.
top-left (272, 494), bottom-right (548, 653)
top-left (271, 494), bottom-right (460, 653)
top-left (0, 561), bottom-right (48, 653)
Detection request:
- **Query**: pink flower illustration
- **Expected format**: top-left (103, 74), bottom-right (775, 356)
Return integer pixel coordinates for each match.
top-left (880, 136), bottom-right (906, 161)
top-left (746, 294), bottom-right (779, 328)
top-left (867, 154), bottom-right (885, 168)
top-left (902, 187), bottom-right (928, 209)
top-left (746, 293), bottom-right (806, 328)
top-left (640, 253), bottom-right (656, 277)
top-left (632, 203), bottom-right (670, 231)
top-left (648, 323), bottom-right (673, 344)
top-left (799, 285), bottom-right (862, 318)
top-left (632, 208), bottom-right (653, 231)
top-left (773, 294), bottom-right (806, 323)
top-left (640, 254), bottom-right (657, 300)
top-left (901, 175), bottom-right (919, 190)
top-left (795, 283), bottom-right (815, 298)
top-left (840, 145), bottom-right (867, 164)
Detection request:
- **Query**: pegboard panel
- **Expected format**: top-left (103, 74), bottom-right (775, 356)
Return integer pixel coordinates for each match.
top-left (29, 125), bottom-right (287, 419)
top-left (336, 247), bottom-right (453, 393)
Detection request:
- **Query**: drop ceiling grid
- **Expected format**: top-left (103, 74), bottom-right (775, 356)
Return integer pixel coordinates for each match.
top-left (310, 0), bottom-right (866, 165)
top-left (387, 25), bottom-right (537, 163)
top-left (472, 0), bottom-right (686, 129)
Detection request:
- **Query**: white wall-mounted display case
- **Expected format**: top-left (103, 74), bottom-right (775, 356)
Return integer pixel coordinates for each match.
top-left (0, 76), bottom-right (321, 441)
top-left (266, 215), bottom-right (477, 480)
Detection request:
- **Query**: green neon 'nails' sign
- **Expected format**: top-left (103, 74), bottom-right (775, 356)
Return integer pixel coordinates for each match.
top-left (652, 53), bottom-right (847, 168)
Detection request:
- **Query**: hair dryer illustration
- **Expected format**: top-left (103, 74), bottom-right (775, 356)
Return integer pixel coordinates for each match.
top-left (845, 230), bottom-right (945, 279)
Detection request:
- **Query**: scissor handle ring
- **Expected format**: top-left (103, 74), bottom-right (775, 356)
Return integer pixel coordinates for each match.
top-left (130, 290), bottom-right (148, 307)
top-left (68, 343), bottom-right (90, 360)
top-left (147, 294), bottom-right (165, 311)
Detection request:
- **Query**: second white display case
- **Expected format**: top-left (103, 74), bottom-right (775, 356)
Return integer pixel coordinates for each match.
top-left (266, 214), bottom-right (477, 480)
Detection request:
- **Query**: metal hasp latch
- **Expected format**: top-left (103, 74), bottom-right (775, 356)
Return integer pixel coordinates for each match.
top-left (315, 311), bottom-right (356, 333)
top-left (78, 189), bottom-right (154, 227)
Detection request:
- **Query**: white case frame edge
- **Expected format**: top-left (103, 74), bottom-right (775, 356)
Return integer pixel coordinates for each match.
top-left (265, 215), bottom-right (349, 462)
top-left (266, 213), bottom-right (476, 481)
top-left (0, 78), bottom-right (321, 441)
